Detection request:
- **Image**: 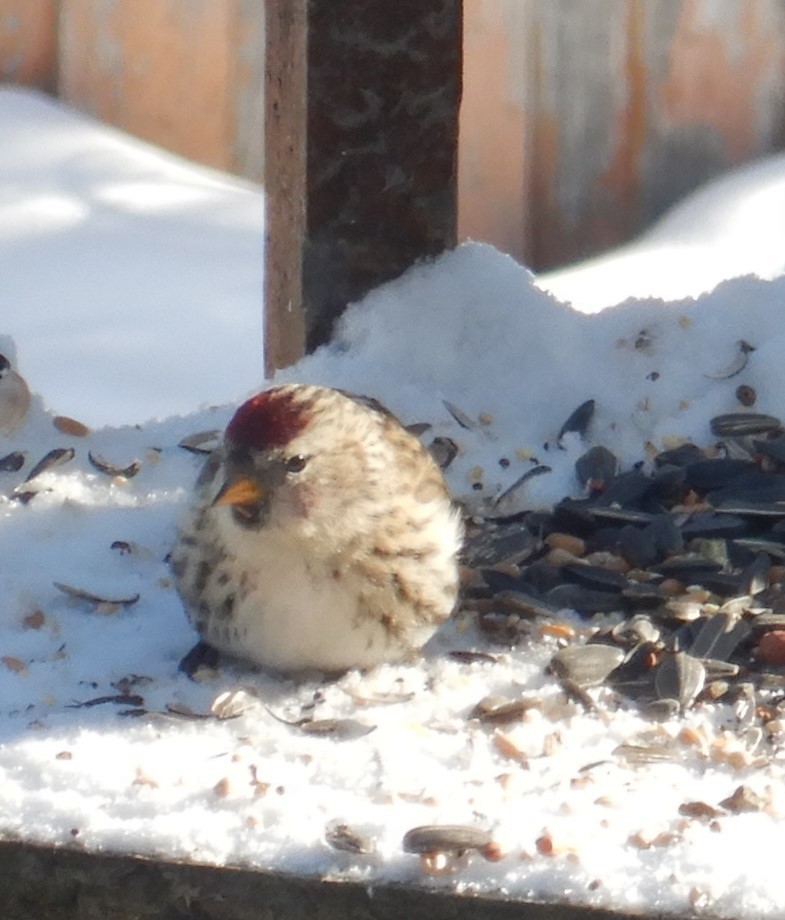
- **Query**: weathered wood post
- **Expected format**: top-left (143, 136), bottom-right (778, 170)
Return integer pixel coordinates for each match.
top-left (264, 0), bottom-right (463, 375)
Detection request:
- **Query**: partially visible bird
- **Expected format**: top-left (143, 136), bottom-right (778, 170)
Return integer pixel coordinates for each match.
top-left (172, 384), bottom-right (462, 674)
top-left (0, 354), bottom-right (31, 435)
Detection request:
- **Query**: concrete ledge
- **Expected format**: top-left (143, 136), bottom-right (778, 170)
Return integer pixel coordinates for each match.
top-left (0, 839), bottom-right (663, 920)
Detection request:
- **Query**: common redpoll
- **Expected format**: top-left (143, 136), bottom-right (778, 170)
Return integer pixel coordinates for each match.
top-left (172, 384), bottom-right (463, 673)
top-left (0, 354), bottom-right (31, 435)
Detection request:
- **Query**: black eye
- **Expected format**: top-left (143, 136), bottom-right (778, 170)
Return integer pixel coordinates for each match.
top-left (285, 454), bottom-right (308, 473)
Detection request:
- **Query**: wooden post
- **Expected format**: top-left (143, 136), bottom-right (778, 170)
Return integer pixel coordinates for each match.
top-left (264, 0), bottom-right (308, 376)
top-left (264, 0), bottom-right (463, 373)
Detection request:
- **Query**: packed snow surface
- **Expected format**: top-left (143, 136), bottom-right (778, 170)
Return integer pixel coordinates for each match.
top-left (3, 86), bottom-right (785, 919)
top-left (0, 87), bottom-right (264, 426)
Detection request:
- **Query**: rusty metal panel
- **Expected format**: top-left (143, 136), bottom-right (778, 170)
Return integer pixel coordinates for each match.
top-left (459, 0), bottom-right (785, 270)
top-left (58, 0), bottom-right (265, 179)
top-left (459, 0), bottom-right (531, 263)
top-left (231, 0), bottom-right (265, 184)
top-left (527, 0), bottom-right (634, 267)
top-left (640, 0), bottom-right (785, 226)
top-left (0, 0), bottom-right (59, 91)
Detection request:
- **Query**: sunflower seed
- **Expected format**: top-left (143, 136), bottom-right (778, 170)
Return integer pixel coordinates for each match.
top-left (493, 590), bottom-right (559, 619)
top-left (265, 708), bottom-right (376, 740)
top-left (733, 538), bottom-right (785, 561)
top-left (719, 785), bottom-right (765, 814)
top-left (551, 644), bottom-right (625, 687)
top-left (494, 465), bottom-right (552, 510)
top-left (178, 429), bottom-right (222, 454)
top-left (681, 513), bottom-right (749, 539)
top-left (546, 584), bottom-right (623, 614)
top-left (688, 613), bottom-right (735, 660)
top-left (684, 458), bottom-right (754, 491)
top-left (620, 582), bottom-right (668, 608)
top-left (575, 445), bottom-right (618, 489)
top-left (470, 695), bottom-right (538, 724)
top-left (325, 821), bottom-right (374, 855)
top-left (654, 652), bottom-right (705, 710)
top-left (652, 554), bottom-right (723, 578)
top-left (442, 400), bottom-right (476, 430)
top-left (429, 436), bottom-right (458, 470)
top-left (654, 444), bottom-right (704, 468)
top-left (406, 422), bottom-right (432, 437)
top-left (0, 451), bottom-right (24, 472)
top-left (705, 340), bottom-right (755, 380)
top-left (24, 447), bottom-right (75, 482)
top-left (614, 740), bottom-right (682, 763)
top-left (88, 452), bottom-right (142, 478)
top-left (611, 615), bottom-right (661, 646)
top-left (594, 471), bottom-right (652, 508)
top-left (53, 581), bottom-right (140, 608)
top-left (715, 501), bottom-right (785, 518)
top-left (587, 507), bottom-right (656, 525)
top-left (710, 413), bottom-right (782, 437)
top-left (210, 689), bottom-right (255, 720)
top-left (558, 399), bottom-right (595, 443)
top-left (561, 563), bottom-right (627, 592)
top-left (403, 825), bottom-right (491, 855)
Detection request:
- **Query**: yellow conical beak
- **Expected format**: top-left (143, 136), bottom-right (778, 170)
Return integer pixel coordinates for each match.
top-left (212, 476), bottom-right (266, 507)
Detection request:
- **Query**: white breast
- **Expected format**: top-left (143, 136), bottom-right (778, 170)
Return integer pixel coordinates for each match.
top-left (200, 517), bottom-right (423, 672)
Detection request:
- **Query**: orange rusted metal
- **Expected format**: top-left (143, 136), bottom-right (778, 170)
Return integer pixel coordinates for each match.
top-left (4, 1), bottom-right (785, 276)
top-left (0, 0), bottom-right (58, 91)
top-left (459, 0), bottom-right (785, 270)
top-left (659, 1), bottom-right (784, 162)
top-left (458, 0), bottom-right (530, 263)
top-left (58, 0), bottom-right (251, 173)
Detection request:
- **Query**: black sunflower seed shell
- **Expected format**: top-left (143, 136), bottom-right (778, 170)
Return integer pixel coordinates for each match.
top-left (0, 451), bottom-right (24, 472)
top-left (575, 445), bottom-right (618, 487)
top-left (753, 435), bottom-right (785, 465)
top-left (620, 582), bottom-right (668, 607)
top-left (681, 513), bottom-right (750, 539)
top-left (684, 458), bottom-right (754, 492)
top-left (708, 475), bottom-right (785, 507)
top-left (558, 399), bottom-right (595, 442)
top-left (24, 447), bottom-right (75, 482)
top-left (593, 471), bottom-right (653, 508)
top-left (403, 825), bottom-right (492, 855)
top-left (710, 413), bottom-right (782, 437)
top-left (688, 612), bottom-right (735, 660)
top-left (560, 563), bottom-right (628, 592)
top-left (733, 538), bottom-right (785, 561)
top-left (546, 584), bottom-right (624, 615)
top-left (551, 644), bottom-right (625, 688)
top-left (714, 500), bottom-right (785, 519)
top-left (654, 444), bottom-right (705, 468)
top-left (617, 524), bottom-right (660, 569)
top-left (654, 652), bottom-right (705, 709)
top-left (651, 554), bottom-right (723, 577)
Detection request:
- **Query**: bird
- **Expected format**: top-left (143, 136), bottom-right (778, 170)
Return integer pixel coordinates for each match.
top-left (172, 384), bottom-right (463, 674)
top-left (0, 354), bottom-right (31, 435)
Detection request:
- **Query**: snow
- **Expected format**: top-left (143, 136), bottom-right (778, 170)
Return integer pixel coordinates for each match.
top-left (0, 87), bottom-right (265, 426)
top-left (3, 85), bottom-right (785, 918)
top-left (537, 153), bottom-right (785, 313)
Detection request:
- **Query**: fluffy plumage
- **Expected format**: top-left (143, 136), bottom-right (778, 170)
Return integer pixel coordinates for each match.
top-left (0, 354), bottom-right (31, 435)
top-left (172, 384), bottom-right (462, 673)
